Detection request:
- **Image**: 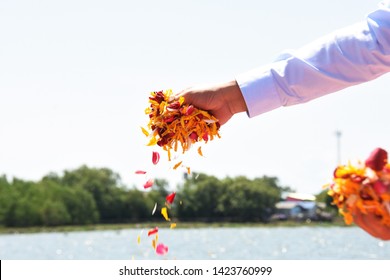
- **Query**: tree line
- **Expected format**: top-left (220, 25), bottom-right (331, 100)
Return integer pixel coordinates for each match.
top-left (0, 165), bottom-right (326, 227)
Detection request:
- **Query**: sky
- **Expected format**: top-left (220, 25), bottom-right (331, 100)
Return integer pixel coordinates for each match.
top-left (1, 0), bottom-right (389, 195)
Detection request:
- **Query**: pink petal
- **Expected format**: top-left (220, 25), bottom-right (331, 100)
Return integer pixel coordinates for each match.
top-left (152, 151), bottom-right (160, 165)
top-left (143, 179), bottom-right (154, 189)
top-left (135, 170), bottom-right (147, 174)
top-left (156, 243), bottom-right (169, 255)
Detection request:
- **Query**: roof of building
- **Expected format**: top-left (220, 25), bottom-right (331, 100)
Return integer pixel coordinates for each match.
top-left (284, 192), bottom-right (316, 201)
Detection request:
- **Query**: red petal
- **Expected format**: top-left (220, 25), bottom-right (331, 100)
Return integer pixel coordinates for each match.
top-left (143, 179), bottom-right (154, 189)
top-left (147, 227), bottom-right (159, 236)
top-left (166, 192), bottom-right (176, 204)
top-left (185, 105), bottom-right (194, 116)
top-left (373, 180), bottom-right (388, 195)
top-left (167, 101), bottom-right (180, 109)
top-left (365, 147), bottom-right (388, 171)
top-left (135, 170), bottom-right (147, 174)
top-left (163, 116), bottom-right (175, 123)
top-left (152, 151), bottom-right (160, 165)
top-left (189, 132), bottom-right (198, 141)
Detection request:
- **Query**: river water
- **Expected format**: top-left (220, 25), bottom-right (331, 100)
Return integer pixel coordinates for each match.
top-left (0, 226), bottom-right (389, 260)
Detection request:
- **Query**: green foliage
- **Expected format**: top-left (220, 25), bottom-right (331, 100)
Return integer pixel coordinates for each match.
top-left (176, 173), bottom-right (283, 222)
top-left (0, 167), bottom-right (298, 227)
top-left (316, 189), bottom-right (337, 211)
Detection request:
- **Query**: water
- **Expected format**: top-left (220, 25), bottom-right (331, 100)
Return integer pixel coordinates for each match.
top-left (0, 226), bottom-right (389, 260)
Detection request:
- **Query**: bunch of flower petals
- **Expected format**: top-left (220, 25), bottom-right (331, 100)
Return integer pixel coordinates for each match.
top-left (328, 147), bottom-right (390, 226)
top-left (143, 89), bottom-right (220, 160)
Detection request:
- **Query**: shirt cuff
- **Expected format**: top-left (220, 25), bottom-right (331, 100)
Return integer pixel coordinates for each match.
top-left (236, 66), bottom-right (282, 118)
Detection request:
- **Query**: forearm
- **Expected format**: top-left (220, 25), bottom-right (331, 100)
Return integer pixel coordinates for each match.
top-left (236, 1), bottom-right (390, 117)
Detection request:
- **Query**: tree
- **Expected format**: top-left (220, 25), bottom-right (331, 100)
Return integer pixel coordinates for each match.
top-left (60, 165), bottom-right (125, 223)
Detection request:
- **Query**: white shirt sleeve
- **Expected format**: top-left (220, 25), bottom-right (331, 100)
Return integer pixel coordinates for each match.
top-left (236, 1), bottom-right (390, 117)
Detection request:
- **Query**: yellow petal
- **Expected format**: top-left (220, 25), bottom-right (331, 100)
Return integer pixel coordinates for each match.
top-left (147, 137), bottom-right (157, 146)
top-left (141, 126), bottom-right (149, 137)
top-left (161, 207), bottom-right (171, 221)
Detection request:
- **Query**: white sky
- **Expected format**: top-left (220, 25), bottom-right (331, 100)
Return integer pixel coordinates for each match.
top-left (1, 0), bottom-right (389, 195)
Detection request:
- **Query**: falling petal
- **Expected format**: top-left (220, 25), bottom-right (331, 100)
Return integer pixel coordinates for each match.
top-left (147, 137), bottom-right (157, 146)
top-left (173, 161), bottom-right (182, 170)
top-left (166, 192), bottom-right (176, 204)
top-left (186, 167), bottom-right (191, 174)
top-left (152, 203), bottom-right (157, 215)
top-left (152, 151), bottom-right (160, 165)
top-left (143, 179), bottom-right (154, 189)
top-left (135, 170), bottom-right (147, 174)
top-left (170, 223), bottom-right (177, 229)
top-left (141, 126), bottom-right (149, 137)
top-left (197, 146), bottom-right (203, 157)
top-left (161, 207), bottom-right (170, 221)
top-left (147, 227), bottom-right (159, 236)
top-left (137, 235), bottom-right (141, 244)
top-left (156, 243), bottom-right (169, 255)
top-left (152, 239), bottom-right (156, 249)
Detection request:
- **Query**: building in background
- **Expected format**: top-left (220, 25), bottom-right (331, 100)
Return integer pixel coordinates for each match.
top-left (271, 193), bottom-right (333, 222)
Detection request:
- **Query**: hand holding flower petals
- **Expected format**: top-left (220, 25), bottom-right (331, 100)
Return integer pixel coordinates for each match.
top-left (327, 147), bottom-right (390, 239)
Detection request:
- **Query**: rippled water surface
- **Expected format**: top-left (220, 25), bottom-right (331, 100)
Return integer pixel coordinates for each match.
top-left (1, 226), bottom-right (389, 260)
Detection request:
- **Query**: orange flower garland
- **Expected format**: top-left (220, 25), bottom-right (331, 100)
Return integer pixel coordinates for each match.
top-left (327, 147), bottom-right (390, 226)
top-left (142, 89), bottom-right (220, 161)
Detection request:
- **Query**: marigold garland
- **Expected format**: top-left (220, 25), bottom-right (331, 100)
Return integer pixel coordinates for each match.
top-left (327, 147), bottom-right (390, 226)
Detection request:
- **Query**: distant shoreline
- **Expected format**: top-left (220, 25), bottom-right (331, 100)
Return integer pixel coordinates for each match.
top-left (0, 218), bottom-right (349, 234)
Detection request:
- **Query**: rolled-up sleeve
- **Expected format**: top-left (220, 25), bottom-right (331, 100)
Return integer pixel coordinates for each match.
top-left (236, 0), bottom-right (390, 117)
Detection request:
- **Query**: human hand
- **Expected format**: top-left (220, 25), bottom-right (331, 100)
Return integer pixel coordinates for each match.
top-left (353, 211), bottom-right (390, 240)
top-left (175, 80), bottom-right (247, 126)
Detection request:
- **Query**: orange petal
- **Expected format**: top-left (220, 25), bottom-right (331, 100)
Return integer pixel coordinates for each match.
top-left (173, 161), bottom-right (182, 170)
